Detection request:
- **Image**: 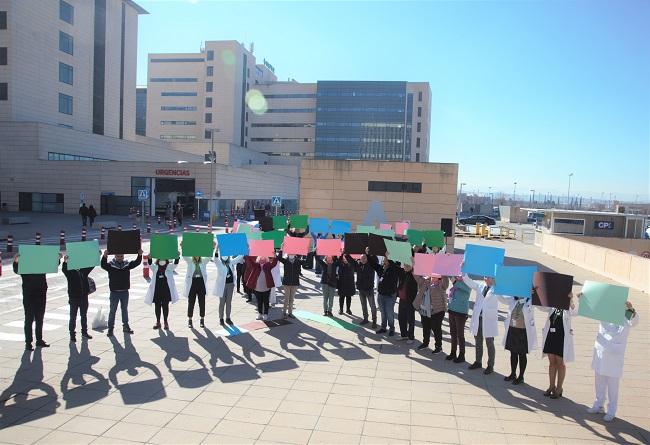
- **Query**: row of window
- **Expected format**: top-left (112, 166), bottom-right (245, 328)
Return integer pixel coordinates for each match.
top-left (316, 137), bottom-right (404, 143)
top-left (151, 57), bottom-right (204, 63)
top-left (150, 77), bottom-right (198, 82)
top-left (160, 135), bottom-right (197, 140)
top-left (251, 123), bottom-right (315, 128)
top-left (19, 192), bottom-right (64, 213)
top-left (161, 91), bottom-right (197, 96)
top-left (48, 152), bottom-right (109, 161)
top-left (161, 106), bottom-right (197, 111)
top-left (368, 181), bottom-right (422, 193)
top-left (266, 108), bottom-right (316, 113)
top-left (315, 122), bottom-right (404, 128)
top-left (250, 138), bottom-right (313, 142)
top-left (317, 107), bottom-right (405, 113)
top-left (264, 93), bottom-right (316, 99)
top-left (317, 92), bottom-right (406, 98)
top-left (160, 120), bottom-right (196, 125)
top-left (57, 1), bottom-right (74, 116)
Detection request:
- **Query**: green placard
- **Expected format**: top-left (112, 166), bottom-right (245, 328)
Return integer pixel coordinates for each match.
top-left (246, 231), bottom-right (263, 241)
top-left (370, 228), bottom-right (396, 238)
top-left (356, 225), bottom-right (376, 234)
top-left (272, 215), bottom-right (288, 230)
top-left (18, 245), bottom-right (60, 274)
top-left (578, 280), bottom-right (628, 326)
top-left (422, 230), bottom-right (445, 248)
top-left (406, 229), bottom-right (426, 246)
top-left (182, 232), bottom-right (214, 257)
top-left (236, 224), bottom-right (252, 234)
top-left (262, 230), bottom-right (285, 249)
top-left (290, 214), bottom-right (308, 229)
top-left (385, 239), bottom-right (413, 265)
top-left (150, 234), bottom-right (179, 259)
top-left (66, 240), bottom-right (100, 270)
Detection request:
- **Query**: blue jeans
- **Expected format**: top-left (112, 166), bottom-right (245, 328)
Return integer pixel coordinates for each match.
top-left (378, 293), bottom-right (397, 331)
top-left (108, 290), bottom-right (130, 329)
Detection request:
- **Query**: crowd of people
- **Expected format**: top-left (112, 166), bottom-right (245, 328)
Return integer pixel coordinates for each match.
top-left (11, 233), bottom-right (639, 423)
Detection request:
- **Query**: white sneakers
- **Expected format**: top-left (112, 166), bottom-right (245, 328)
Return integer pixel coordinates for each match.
top-left (263, 314), bottom-right (268, 321)
top-left (256, 314), bottom-right (263, 320)
top-left (587, 404), bottom-right (604, 414)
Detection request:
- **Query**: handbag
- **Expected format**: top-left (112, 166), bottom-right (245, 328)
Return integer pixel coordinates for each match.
top-left (87, 276), bottom-right (96, 294)
top-left (92, 306), bottom-right (107, 330)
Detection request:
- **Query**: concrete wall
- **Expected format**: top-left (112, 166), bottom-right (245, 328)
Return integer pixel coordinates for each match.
top-left (300, 160), bottom-right (457, 250)
top-left (539, 232), bottom-right (650, 293)
top-left (561, 235), bottom-right (650, 255)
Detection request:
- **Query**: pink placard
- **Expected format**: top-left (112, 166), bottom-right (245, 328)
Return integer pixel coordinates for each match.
top-left (316, 239), bottom-right (343, 256)
top-left (395, 221), bottom-right (410, 235)
top-left (414, 253), bottom-right (436, 276)
top-left (349, 254), bottom-right (363, 260)
top-left (248, 240), bottom-right (275, 257)
top-left (282, 236), bottom-right (310, 255)
top-left (431, 253), bottom-right (464, 277)
top-left (380, 223), bottom-right (392, 230)
top-left (232, 220), bottom-right (239, 233)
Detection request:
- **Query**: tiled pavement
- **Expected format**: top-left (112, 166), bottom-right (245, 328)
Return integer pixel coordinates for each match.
top-left (0, 238), bottom-right (648, 444)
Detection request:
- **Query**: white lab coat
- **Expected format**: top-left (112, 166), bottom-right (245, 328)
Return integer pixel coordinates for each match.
top-left (269, 261), bottom-right (282, 305)
top-left (144, 262), bottom-right (179, 305)
top-left (498, 297), bottom-right (538, 352)
top-left (591, 313), bottom-right (639, 378)
top-left (182, 257), bottom-right (210, 299)
top-left (538, 306), bottom-right (577, 363)
top-left (462, 274), bottom-right (500, 338)
top-left (212, 255), bottom-right (243, 298)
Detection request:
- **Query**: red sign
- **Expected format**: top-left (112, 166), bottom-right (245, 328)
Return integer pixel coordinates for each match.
top-left (155, 169), bottom-right (191, 177)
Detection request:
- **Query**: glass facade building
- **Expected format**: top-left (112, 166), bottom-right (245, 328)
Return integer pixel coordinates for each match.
top-left (136, 87), bottom-right (147, 136)
top-left (315, 81), bottom-right (411, 160)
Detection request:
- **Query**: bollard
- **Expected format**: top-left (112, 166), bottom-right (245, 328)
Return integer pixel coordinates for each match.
top-left (143, 255), bottom-right (150, 279)
top-left (183, 225), bottom-right (187, 232)
top-left (136, 210), bottom-right (140, 218)
top-left (225, 218), bottom-right (229, 234)
top-left (145, 210), bottom-right (149, 221)
top-left (168, 226), bottom-right (174, 234)
top-left (60, 230), bottom-right (66, 250)
top-left (195, 227), bottom-right (200, 232)
top-left (173, 220), bottom-right (177, 230)
top-left (132, 223), bottom-right (137, 230)
top-left (157, 215), bottom-right (161, 225)
top-left (155, 229), bottom-right (159, 234)
top-left (81, 227), bottom-right (87, 242)
top-left (207, 223), bottom-right (212, 233)
top-left (35, 232), bottom-right (42, 245)
top-left (192, 212), bottom-right (196, 221)
top-left (147, 223), bottom-right (151, 234)
top-left (118, 224), bottom-right (123, 231)
top-left (0, 252), bottom-right (2, 276)
top-left (100, 226), bottom-right (105, 240)
top-left (168, 222), bottom-right (172, 232)
top-left (6, 235), bottom-right (13, 253)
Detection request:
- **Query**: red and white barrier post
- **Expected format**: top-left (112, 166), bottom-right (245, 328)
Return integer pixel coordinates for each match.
top-left (100, 226), bottom-right (105, 240)
top-left (60, 230), bottom-right (66, 250)
top-left (35, 233), bottom-right (42, 245)
top-left (143, 254), bottom-right (150, 279)
top-left (81, 227), bottom-right (87, 241)
top-left (6, 235), bottom-right (13, 253)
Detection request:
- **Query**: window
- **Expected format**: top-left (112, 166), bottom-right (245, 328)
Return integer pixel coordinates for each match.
top-left (263, 93), bottom-right (317, 99)
top-left (160, 106), bottom-right (197, 111)
top-left (59, 0), bottom-right (73, 24)
top-left (160, 135), bottom-right (197, 140)
top-left (0, 11), bottom-right (6, 29)
top-left (19, 192), bottom-right (64, 213)
top-left (205, 97), bottom-right (212, 108)
top-left (48, 151), bottom-right (109, 161)
top-left (206, 66), bottom-right (213, 77)
top-left (58, 93), bottom-right (72, 115)
top-left (149, 77), bottom-right (197, 82)
top-left (207, 50), bottom-right (214, 61)
top-left (418, 91), bottom-right (422, 102)
top-left (416, 122), bottom-right (421, 133)
top-left (0, 82), bottom-right (7, 100)
top-left (160, 120), bottom-right (196, 125)
top-left (251, 123), bottom-right (315, 128)
top-left (368, 181), bottom-right (422, 193)
top-left (59, 62), bottom-right (73, 85)
top-left (266, 108), bottom-right (316, 113)
top-left (205, 113), bottom-right (212, 123)
top-left (415, 153), bottom-right (420, 162)
top-left (417, 107), bottom-right (422, 117)
top-left (245, 111), bottom-right (248, 122)
top-left (247, 68), bottom-right (250, 78)
top-left (251, 138), bottom-right (314, 142)
top-left (59, 31), bottom-right (73, 55)
top-left (150, 58), bottom-right (203, 63)
top-left (206, 81), bottom-right (213, 92)
top-left (161, 91), bottom-right (197, 96)
top-left (204, 129), bottom-right (211, 139)
top-left (245, 126), bottom-right (248, 136)
top-left (416, 137), bottom-right (420, 148)
top-left (0, 47), bottom-right (6, 65)
top-left (246, 83), bottom-right (249, 91)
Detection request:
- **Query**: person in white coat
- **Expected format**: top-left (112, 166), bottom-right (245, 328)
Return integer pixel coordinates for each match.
top-left (462, 273), bottom-right (500, 375)
top-left (212, 252), bottom-right (243, 326)
top-left (183, 256), bottom-right (210, 328)
top-left (498, 296), bottom-right (537, 385)
top-left (587, 299), bottom-right (639, 422)
top-left (268, 260), bottom-right (282, 308)
top-left (538, 294), bottom-right (577, 399)
top-left (145, 257), bottom-right (180, 330)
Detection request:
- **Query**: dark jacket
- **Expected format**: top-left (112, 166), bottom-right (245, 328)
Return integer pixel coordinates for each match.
top-left (62, 262), bottom-right (94, 298)
top-left (13, 260), bottom-right (57, 297)
top-left (372, 260), bottom-right (400, 295)
top-left (101, 255), bottom-right (142, 291)
top-left (398, 270), bottom-right (419, 304)
top-left (337, 256), bottom-right (356, 297)
top-left (88, 207), bottom-right (97, 218)
top-left (353, 255), bottom-right (378, 291)
top-left (79, 205), bottom-right (89, 216)
top-left (277, 254), bottom-right (305, 286)
top-left (315, 256), bottom-right (338, 287)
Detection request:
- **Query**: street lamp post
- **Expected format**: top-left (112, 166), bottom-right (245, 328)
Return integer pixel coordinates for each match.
top-left (513, 182), bottom-right (517, 203)
top-left (530, 189), bottom-right (535, 205)
top-left (203, 130), bottom-right (217, 224)
top-left (567, 173), bottom-right (573, 209)
top-left (458, 182), bottom-right (466, 214)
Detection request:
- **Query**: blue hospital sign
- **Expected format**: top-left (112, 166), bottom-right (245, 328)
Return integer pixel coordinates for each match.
top-left (272, 196), bottom-right (282, 207)
top-left (137, 189), bottom-right (149, 201)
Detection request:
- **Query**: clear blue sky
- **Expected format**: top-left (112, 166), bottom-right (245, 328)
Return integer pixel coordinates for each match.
top-left (137, 0), bottom-right (650, 203)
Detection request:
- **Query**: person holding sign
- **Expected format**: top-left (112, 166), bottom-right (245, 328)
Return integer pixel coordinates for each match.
top-left (183, 254), bottom-right (211, 329)
top-left (499, 295), bottom-right (537, 385)
top-left (277, 252), bottom-right (307, 319)
top-left (315, 255), bottom-right (339, 317)
top-left (396, 263), bottom-right (418, 343)
top-left (352, 250), bottom-right (378, 328)
top-left (145, 256), bottom-right (180, 330)
top-left (62, 255), bottom-right (97, 342)
top-left (213, 250), bottom-right (244, 326)
top-left (462, 273), bottom-right (499, 375)
top-left (446, 277), bottom-right (471, 363)
top-left (586, 297), bottom-right (639, 422)
top-left (244, 256), bottom-right (279, 320)
top-left (371, 255), bottom-right (401, 336)
top-left (101, 249), bottom-right (142, 337)
top-left (13, 253), bottom-right (60, 350)
top-left (414, 275), bottom-right (449, 353)
top-left (337, 255), bottom-right (356, 316)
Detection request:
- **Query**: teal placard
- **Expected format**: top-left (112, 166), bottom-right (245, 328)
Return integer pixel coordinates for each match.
top-left (236, 224), bottom-right (252, 234)
top-left (246, 231), bottom-right (263, 241)
top-left (18, 245), bottom-right (60, 274)
top-left (578, 280), bottom-right (628, 326)
top-left (262, 230), bottom-right (285, 249)
top-left (371, 228), bottom-right (396, 238)
top-left (290, 214), bottom-right (309, 229)
top-left (66, 240), bottom-right (100, 270)
top-left (422, 230), bottom-right (445, 248)
top-left (150, 234), bottom-right (179, 259)
top-left (181, 232), bottom-right (214, 257)
top-left (356, 225), bottom-right (376, 234)
top-left (385, 239), bottom-right (413, 265)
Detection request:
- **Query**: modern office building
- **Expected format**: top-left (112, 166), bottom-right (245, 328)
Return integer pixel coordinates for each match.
top-left (145, 41), bottom-right (431, 164)
top-left (135, 86), bottom-right (146, 136)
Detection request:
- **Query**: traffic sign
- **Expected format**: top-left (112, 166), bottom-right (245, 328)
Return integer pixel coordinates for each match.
top-left (80, 192), bottom-right (86, 201)
top-left (272, 196), bottom-right (282, 207)
top-left (195, 191), bottom-right (204, 198)
top-left (137, 189), bottom-right (149, 201)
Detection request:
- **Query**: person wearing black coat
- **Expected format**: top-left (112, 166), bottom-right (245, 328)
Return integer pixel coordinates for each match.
top-left (337, 255), bottom-right (356, 315)
top-left (79, 203), bottom-right (89, 226)
top-left (277, 252), bottom-right (307, 319)
top-left (315, 255), bottom-right (338, 316)
top-left (396, 264), bottom-right (418, 342)
top-left (371, 256), bottom-right (401, 336)
top-left (13, 254), bottom-right (60, 350)
top-left (88, 205), bottom-right (97, 227)
top-left (352, 250), bottom-right (378, 327)
top-left (101, 250), bottom-right (142, 337)
top-left (62, 257), bottom-right (95, 342)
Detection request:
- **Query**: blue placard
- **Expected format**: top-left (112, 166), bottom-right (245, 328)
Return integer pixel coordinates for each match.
top-left (461, 244), bottom-right (505, 278)
top-left (216, 233), bottom-right (249, 257)
top-left (494, 265), bottom-right (537, 298)
top-left (330, 220), bottom-right (352, 235)
top-left (309, 218), bottom-right (330, 235)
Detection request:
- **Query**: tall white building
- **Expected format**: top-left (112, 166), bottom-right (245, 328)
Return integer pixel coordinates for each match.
top-left (0, 0), bottom-right (145, 140)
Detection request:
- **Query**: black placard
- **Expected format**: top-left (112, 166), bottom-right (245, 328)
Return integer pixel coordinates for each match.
top-left (368, 233), bottom-right (389, 256)
top-left (260, 216), bottom-right (274, 232)
top-left (107, 230), bottom-right (141, 254)
top-left (532, 272), bottom-right (573, 310)
top-left (441, 218), bottom-right (454, 237)
top-left (343, 233), bottom-right (369, 254)
top-left (254, 209), bottom-right (266, 221)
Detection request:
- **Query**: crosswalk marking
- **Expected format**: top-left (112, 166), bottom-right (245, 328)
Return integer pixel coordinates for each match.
top-left (0, 332), bottom-right (24, 341)
top-left (4, 320), bottom-right (61, 331)
top-left (43, 312), bottom-right (69, 321)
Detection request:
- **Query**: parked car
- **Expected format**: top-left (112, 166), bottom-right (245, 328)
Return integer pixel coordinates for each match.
top-left (458, 215), bottom-right (496, 226)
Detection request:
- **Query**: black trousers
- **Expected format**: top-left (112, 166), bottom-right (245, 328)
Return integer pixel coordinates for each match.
top-left (398, 299), bottom-right (415, 340)
top-left (155, 300), bottom-right (170, 323)
top-left (187, 278), bottom-right (206, 318)
top-left (69, 295), bottom-right (89, 333)
top-left (339, 295), bottom-right (352, 311)
top-left (236, 263), bottom-right (244, 292)
top-left (24, 295), bottom-right (46, 344)
top-left (449, 311), bottom-right (468, 357)
top-left (256, 290), bottom-right (270, 315)
top-left (421, 311), bottom-right (445, 348)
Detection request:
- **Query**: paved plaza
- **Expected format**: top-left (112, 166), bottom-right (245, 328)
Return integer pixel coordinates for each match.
top-left (0, 237), bottom-right (647, 444)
